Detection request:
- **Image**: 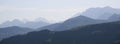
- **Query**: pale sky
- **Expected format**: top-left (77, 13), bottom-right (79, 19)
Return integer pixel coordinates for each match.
top-left (0, 0), bottom-right (120, 23)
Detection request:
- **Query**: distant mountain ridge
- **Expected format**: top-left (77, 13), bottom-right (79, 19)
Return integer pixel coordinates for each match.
top-left (54, 15), bottom-right (106, 31)
top-left (0, 18), bottom-right (50, 29)
top-left (81, 6), bottom-right (120, 20)
top-left (39, 7), bottom-right (120, 31)
top-left (0, 18), bottom-right (50, 41)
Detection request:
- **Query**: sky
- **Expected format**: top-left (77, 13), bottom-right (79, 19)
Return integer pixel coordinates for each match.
top-left (0, 0), bottom-right (120, 24)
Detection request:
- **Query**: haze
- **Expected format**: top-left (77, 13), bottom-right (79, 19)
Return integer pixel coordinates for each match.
top-left (0, 0), bottom-right (120, 24)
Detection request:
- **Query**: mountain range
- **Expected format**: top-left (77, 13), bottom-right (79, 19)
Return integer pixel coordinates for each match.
top-left (40, 15), bottom-right (106, 31)
top-left (1, 21), bottom-right (120, 44)
top-left (39, 7), bottom-right (120, 31)
top-left (0, 18), bottom-right (50, 41)
top-left (81, 6), bottom-right (120, 20)
top-left (0, 6), bottom-right (120, 44)
top-left (0, 18), bottom-right (50, 29)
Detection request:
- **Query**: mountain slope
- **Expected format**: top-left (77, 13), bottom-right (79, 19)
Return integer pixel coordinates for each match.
top-left (39, 15), bottom-right (106, 31)
top-left (108, 14), bottom-right (120, 21)
top-left (23, 20), bottom-right (50, 29)
top-left (1, 21), bottom-right (120, 44)
top-left (55, 15), bottom-right (106, 31)
top-left (39, 7), bottom-right (120, 31)
top-left (0, 26), bottom-right (34, 41)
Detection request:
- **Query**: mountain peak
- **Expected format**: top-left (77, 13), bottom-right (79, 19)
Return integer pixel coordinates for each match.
top-left (80, 6), bottom-right (120, 20)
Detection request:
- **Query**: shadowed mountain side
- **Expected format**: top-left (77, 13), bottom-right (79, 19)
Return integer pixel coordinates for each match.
top-left (38, 15), bottom-right (107, 31)
top-left (0, 26), bottom-right (34, 41)
top-left (108, 14), bottom-right (120, 21)
top-left (38, 23), bottom-right (62, 31)
top-left (55, 15), bottom-right (107, 31)
top-left (1, 21), bottom-right (120, 44)
top-left (38, 7), bottom-right (120, 31)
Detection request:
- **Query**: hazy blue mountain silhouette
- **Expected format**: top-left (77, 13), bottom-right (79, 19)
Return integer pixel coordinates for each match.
top-left (23, 20), bottom-right (50, 29)
top-left (0, 26), bottom-right (34, 41)
top-left (1, 6), bottom-right (120, 43)
top-left (108, 14), bottom-right (120, 21)
top-left (39, 7), bottom-right (120, 31)
top-left (0, 19), bottom-right (24, 28)
top-left (81, 6), bottom-right (120, 20)
top-left (39, 15), bottom-right (106, 31)
top-left (39, 23), bottom-right (62, 31)
top-left (0, 18), bottom-right (50, 29)
top-left (54, 15), bottom-right (106, 31)
top-left (1, 21), bottom-right (120, 44)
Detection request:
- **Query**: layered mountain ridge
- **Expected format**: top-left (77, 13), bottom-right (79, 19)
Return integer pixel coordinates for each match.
top-left (1, 21), bottom-right (120, 44)
top-left (0, 6), bottom-right (120, 44)
top-left (0, 26), bottom-right (34, 41)
top-left (0, 18), bottom-right (50, 29)
top-left (39, 7), bottom-right (120, 31)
